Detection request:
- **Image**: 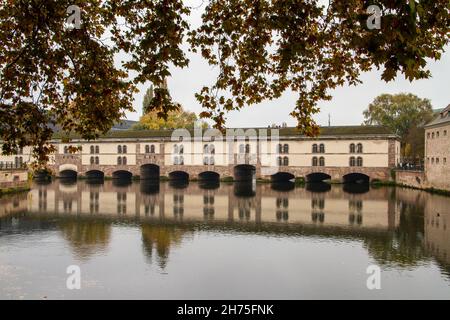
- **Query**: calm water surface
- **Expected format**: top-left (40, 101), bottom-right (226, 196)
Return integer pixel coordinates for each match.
top-left (0, 179), bottom-right (449, 299)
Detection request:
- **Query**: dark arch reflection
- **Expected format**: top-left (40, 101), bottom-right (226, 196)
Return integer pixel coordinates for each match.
top-left (306, 182), bottom-right (331, 193)
top-left (343, 183), bottom-right (370, 194)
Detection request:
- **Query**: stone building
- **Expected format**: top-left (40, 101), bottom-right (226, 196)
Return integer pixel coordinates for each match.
top-left (425, 105), bottom-right (450, 191)
top-left (0, 126), bottom-right (401, 182)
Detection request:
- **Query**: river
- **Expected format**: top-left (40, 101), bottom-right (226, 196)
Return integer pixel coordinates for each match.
top-left (0, 179), bottom-right (449, 299)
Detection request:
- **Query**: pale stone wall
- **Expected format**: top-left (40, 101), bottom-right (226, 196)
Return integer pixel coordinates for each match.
top-left (0, 170), bottom-right (28, 189)
top-left (425, 123), bottom-right (450, 191)
top-left (395, 170), bottom-right (427, 189)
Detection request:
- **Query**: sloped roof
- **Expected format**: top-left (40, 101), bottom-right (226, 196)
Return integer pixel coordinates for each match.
top-left (426, 105), bottom-right (450, 128)
top-left (53, 125), bottom-right (397, 141)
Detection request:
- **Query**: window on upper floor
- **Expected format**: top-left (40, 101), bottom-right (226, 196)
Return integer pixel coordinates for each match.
top-left (145, 145), bottom-right (149, 153)
top-left (90, 156), bottom-right (95, 164)
top-left (349, 157), bottom-right (356, 167)
top-left (350, 143), bottom-right (355, 153)
top-left (437, 131), bottom-right (440, 138)
top-left (118, 145), bottom-right (122, 154)
top-left (117, 156), bottom-right (122, 165)
top-left (356, 157), bottom-right (363, 167)
top-left (95, 156), bottom-right (99, 165)
top-left (427, 132), bottom-right (431, 139)
top-left (356, 143), bottom-right (363, 153)
top-left (312, 157), bottom-right (318, 166)
top-left (312, 144), bottom-right (318, 153)
top-left (319, 144), bottom-right (325, 153)
top-left (150, 145), bottom-right (155, 153)
top-left (283, 156), bottom-right (289, 166)
top-left (436, 157), bottom-right (440, 165)
top-left (122, 145), bottom-right (127, 154)
top-left (283, 144), bottom-right (289, 154)
top-left (444, 130), bottom-right (448, 137)
top-left (432, 132), bottom-right (435, 139)
top-left (319, 157), bottom-right (325, 167)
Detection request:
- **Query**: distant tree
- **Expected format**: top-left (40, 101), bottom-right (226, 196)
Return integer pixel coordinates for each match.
top-left (134, 106), bottom-right (202, 130)
top-left (142, 86), bottom-right (155, 115)
top-left (363, 93), bottom-right (433, 163)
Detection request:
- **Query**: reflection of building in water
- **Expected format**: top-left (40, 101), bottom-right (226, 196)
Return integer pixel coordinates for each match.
top-left (25, 180), bottom-right (400, 231)
top-left (0, 193), bottom-right (28, 218)
top-left (424, 194), bottom-right (450, 266)
top-left (141, 224), bottom-right (192, 269)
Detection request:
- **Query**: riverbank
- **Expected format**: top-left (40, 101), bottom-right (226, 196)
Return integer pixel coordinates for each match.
top-left (0, 169), bottom-right (30, 197)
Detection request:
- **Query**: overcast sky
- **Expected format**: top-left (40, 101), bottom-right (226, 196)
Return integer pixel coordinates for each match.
top-left (125, 1), bottom-right (450, 128)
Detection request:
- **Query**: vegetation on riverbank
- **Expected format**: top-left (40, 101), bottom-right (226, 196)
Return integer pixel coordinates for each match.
top-left (0, 185), bottom-right (30, 197)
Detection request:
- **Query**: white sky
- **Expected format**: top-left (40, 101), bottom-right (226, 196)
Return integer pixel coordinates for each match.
top-left (124, 1), bottom-right (450, 127)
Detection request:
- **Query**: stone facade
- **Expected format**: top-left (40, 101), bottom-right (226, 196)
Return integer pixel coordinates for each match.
top-left (425, 105), bottom-right (450, 191)
top-left (0, 169), bottom-right (28, 190)
top-left (0, 126), bottom-right (400, 182)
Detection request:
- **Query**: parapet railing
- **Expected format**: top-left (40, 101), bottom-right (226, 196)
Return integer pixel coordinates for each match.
top-left (0, 162), bottom-right (27, 170)
top-left (395, 165), bottom-right (424, 172)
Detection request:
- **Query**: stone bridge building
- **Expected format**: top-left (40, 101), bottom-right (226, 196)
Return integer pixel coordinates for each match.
top-left (0, 126), bottom-right (400, 183)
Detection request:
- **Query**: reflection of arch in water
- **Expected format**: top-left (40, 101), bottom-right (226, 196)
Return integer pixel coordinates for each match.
top-left (141, 224), bottom-right (190, 269)
top-left (271, 181), bottom-right (295, 192)
top-left (234, 181), bottom-right (256, 198)
top-left (140, 164), bottom-right (160, 180)
top-left (234, 165), bottom-right (256, 181)
top-left (343, 173), bottom-right (370, 184)
top-left (306, 172), bottom-right (331, 182)
top-left (199, 180), bottom-right (220, 190)
top-left (271, 172), bottom-right (295, 183)
top-left (140, 180), bottom-right (160, 195)
top-left (343, 183), bottom-right (370, 194)
top-left (306, 182), bottom-right (331, 193)
top-left (58, 218), bottom-right (111, 261)
top-left (169, 179), bottom-right (189, 189)
top-left (169, 171), bottom-right (189, 181)
top-left (112, 178), bottom-right (132, 188)
top-left (199, 171), bottom-right (220, 182)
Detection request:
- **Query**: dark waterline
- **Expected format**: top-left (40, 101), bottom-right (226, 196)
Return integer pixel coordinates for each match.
top-left (0, 180), bottom-right (449, 299)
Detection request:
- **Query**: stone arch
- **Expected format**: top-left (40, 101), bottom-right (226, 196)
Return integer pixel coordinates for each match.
top-left (271, 172), bottom-right (295, 182)
top-left (343, 173), bottom-right (370, 184)
top-left (198, 171), bottom-right (220, 181)
top-left (112, 170), bottom-right (133, 180)
top-left (233, 164), bottom-right (256, 181)
top-left (169, 171), bottom-right (189, 181)
top-left (306, 172), bottom-right (331, 182)
top-left (85, 170), bottom-right (104, 180)
top-left (140, 164), bottom-right (160, 180)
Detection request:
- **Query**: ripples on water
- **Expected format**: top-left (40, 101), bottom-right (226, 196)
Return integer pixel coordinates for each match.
top-left (0, 179), bottom-right (450, 299)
